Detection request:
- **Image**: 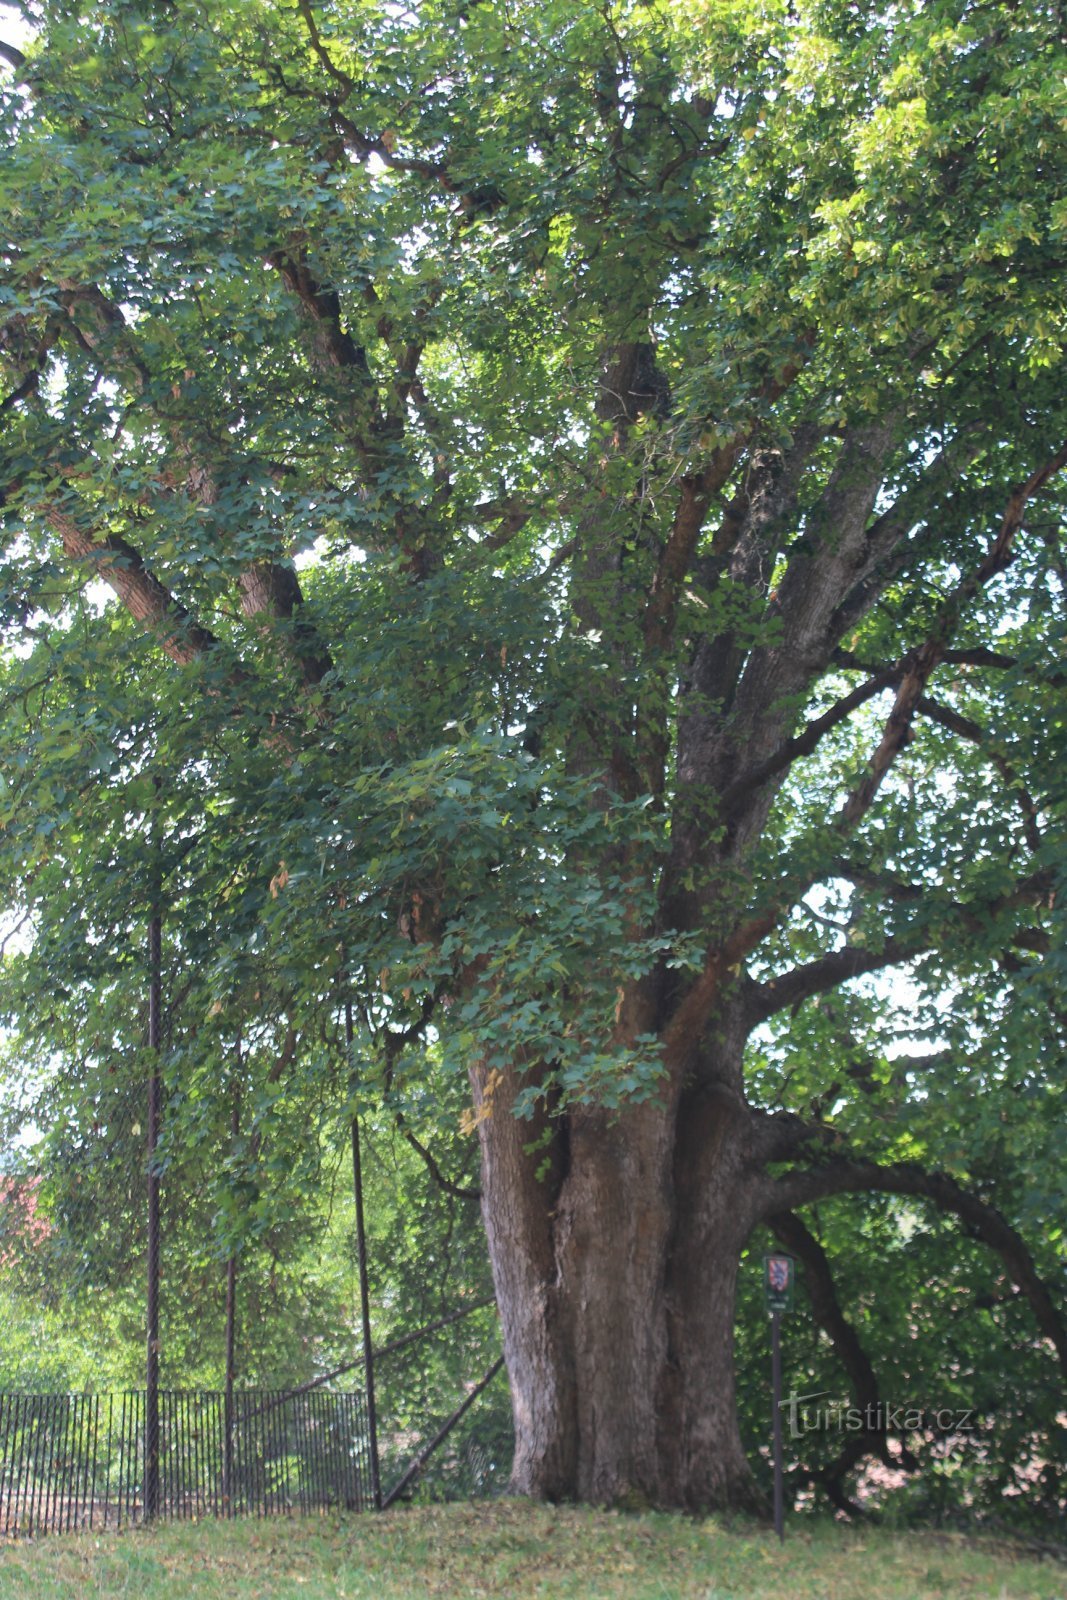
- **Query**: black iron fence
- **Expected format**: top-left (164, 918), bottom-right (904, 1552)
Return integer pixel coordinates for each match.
top-left (0, 1389), bottom-right (372, 1536)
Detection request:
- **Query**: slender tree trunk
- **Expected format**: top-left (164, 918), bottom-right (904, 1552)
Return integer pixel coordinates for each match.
top-left (473, 1042), bottom-right (764, 1511)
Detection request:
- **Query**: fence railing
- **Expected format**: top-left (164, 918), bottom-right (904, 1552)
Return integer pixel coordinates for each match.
top-left (0, 1389), bottom-right (372, 1536)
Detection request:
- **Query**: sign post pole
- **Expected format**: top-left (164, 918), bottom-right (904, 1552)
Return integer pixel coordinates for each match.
top-left (763, 1252), bottom-right (795, 1544)
top-left (771, 1307), bottom-right (784, 1542)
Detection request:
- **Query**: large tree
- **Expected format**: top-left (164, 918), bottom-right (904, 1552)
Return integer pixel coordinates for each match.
top-left (1, 0), bottom-right (1065, 1513)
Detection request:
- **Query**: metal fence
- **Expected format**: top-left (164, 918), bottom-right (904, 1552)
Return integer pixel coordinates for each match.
top-left (0, 1389), bottom-right (372, 1536)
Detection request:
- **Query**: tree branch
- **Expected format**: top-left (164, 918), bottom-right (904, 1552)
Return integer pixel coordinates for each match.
top-left (762, 1159), bottom-right (1067, 1377)
top-left (394, 1114), bottom-right (481, 1201)
top-left (837, 440), bottom-right (1067, 835)
top-left (54, 278), bottom-right (334, 685)
top-left (50, 508), bottom-right (221, 666)
top-left (643, 354), bottom-right (808, 656)
top-left (721, 664), bottom-right (902, 812)
top-left (768, 1211), bottom-right (917, 1509)
top-left (236, 562), bottom-right (333, 688)
top-left (747, 937), bottom-right (918, 1026)
top-left (747, 865), bottom-right (1054, 1025)
top-left (917, 695), bottom-right (1044, 854)
top-left (294, 0), bottom-right (356, 97)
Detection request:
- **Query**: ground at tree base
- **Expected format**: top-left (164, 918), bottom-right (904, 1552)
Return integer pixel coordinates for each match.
top-left (0, 1502), bottom-right (1063, 1600)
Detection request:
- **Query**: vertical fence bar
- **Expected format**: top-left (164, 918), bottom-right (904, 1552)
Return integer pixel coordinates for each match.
top-left (59, 1393), bottom-right (73, 1533)
top-left (90, 1395), bottom-right (102, 1531)
top-left (14, 1393), bottom-right (27, 1535)
top-left (48, 1395), bottom-right (60, 1533)
top-left (9, 1394), bottom-right (23, 1535)
top-left (270, 1390), bottom-right (285, 1514)
top-left (145, 906), bottom-right (163, 1523)
top-left (61, 1393), bottom-right (74, 1533)
top-left (26, 1398), bottom-right (43, 1535)
top-left (100, 1393), bottom-right (113, 1531)
top-left (66, 1394), bottom-right (77, 1531)
top-left (0, 1394), bottom-right (11, 1535)
top-left (78, 1397), bottom-right (89, 1531)
top-left (117, 1393), bottom-right (128, 1530)
top-left (1, 1393), bottom-right (15, 1535)
top-left (345, 996), bottom-right (381, 1510)
top-left (123, 1391), bottom-right (134, 1528)
top-left (211, 1391), bottom-right (224, 1518)
top-left (37, 1396), bottom-right (52, 1535)
top-left (27, 1397), bottom-right (42, 1536)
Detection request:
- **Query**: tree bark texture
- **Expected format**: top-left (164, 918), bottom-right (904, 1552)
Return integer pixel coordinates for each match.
top-left (473, 1029), bottom-right (766, 1512)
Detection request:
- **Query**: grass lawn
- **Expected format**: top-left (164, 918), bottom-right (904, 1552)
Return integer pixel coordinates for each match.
top-left (0, 1502), bottom-right (1064, 1600)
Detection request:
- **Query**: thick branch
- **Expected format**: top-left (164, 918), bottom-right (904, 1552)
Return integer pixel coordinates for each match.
top-left (55, 279), bottom-right (334, 684)
top-left (747, 937), bottom-right (916, 1025)
top-left (721, 664), bottom-right (902, 812)
top-left (52, 510), bottom-right (220, 666)
top-left (642, 447), bottom-right (741, 655)
top-left (237, 562), bottom-right (333, 687)
top-left (266, 244), bottom-right (372, 377)
top-left (770, 1212), bottom-right (883, 1426)
top-left (768, 1211), bottom-right (911, 1506)
top-left (643, 355), bottom-right (807, 656)
top-left (0, 39), bottom-right (26, 72)
top-left (747, 865), bottom-right (1054, 1024)
top-left (762, 1159), bottom-right (1067, 1377)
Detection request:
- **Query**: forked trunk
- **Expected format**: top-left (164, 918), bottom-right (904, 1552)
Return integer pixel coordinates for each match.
top-left (472, 1059), bottom-right (765, 1511)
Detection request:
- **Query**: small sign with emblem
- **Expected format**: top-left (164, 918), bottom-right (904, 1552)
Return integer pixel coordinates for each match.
top-left (764, 1252), bottom-right (794, 1315)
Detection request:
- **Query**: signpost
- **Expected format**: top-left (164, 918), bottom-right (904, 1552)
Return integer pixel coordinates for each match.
top-left (763, 1252), bottom-right (794, 1543)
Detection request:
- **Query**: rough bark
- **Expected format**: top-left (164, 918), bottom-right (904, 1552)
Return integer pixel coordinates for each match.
top-left (474, 1026), bottom-right (765, 1511)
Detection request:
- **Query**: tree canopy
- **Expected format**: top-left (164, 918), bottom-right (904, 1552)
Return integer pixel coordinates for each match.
top-left (0, 0), bottom-right (1065, 1520)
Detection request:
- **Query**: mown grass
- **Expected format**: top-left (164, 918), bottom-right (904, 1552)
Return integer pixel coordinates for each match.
top-left (0, 1501), bottom-right (1064, 1600)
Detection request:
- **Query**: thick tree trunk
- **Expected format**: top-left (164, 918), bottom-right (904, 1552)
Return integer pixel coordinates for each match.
top-left (472, 1050), bottom-right (765, 1511)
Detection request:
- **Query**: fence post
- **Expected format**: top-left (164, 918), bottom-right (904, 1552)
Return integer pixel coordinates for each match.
top-left (223, 1073), bottom-right (240, 1516)
top-left (145, 906), bottom-right (162, 1521)
top-left (345, 998), bottom-right (381, 1510)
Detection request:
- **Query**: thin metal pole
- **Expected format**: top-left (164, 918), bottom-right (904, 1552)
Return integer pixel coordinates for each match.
top-left (145, 908), bottom-right (162, 1522)
top-left (381, 1355), bottom-right (505, 1510)
top-left (771, 1309), bottom-right (784, 1543)
top-left (242, 1297), bottom-right (493, 1420)
top-left (345, 997), bottom-right (381, 1510)
top-left (223, 1075), bottom-right (240, 1516)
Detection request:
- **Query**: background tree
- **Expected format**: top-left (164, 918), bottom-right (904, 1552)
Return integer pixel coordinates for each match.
top-left (0, 0), bottom-right (1064, 1515)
